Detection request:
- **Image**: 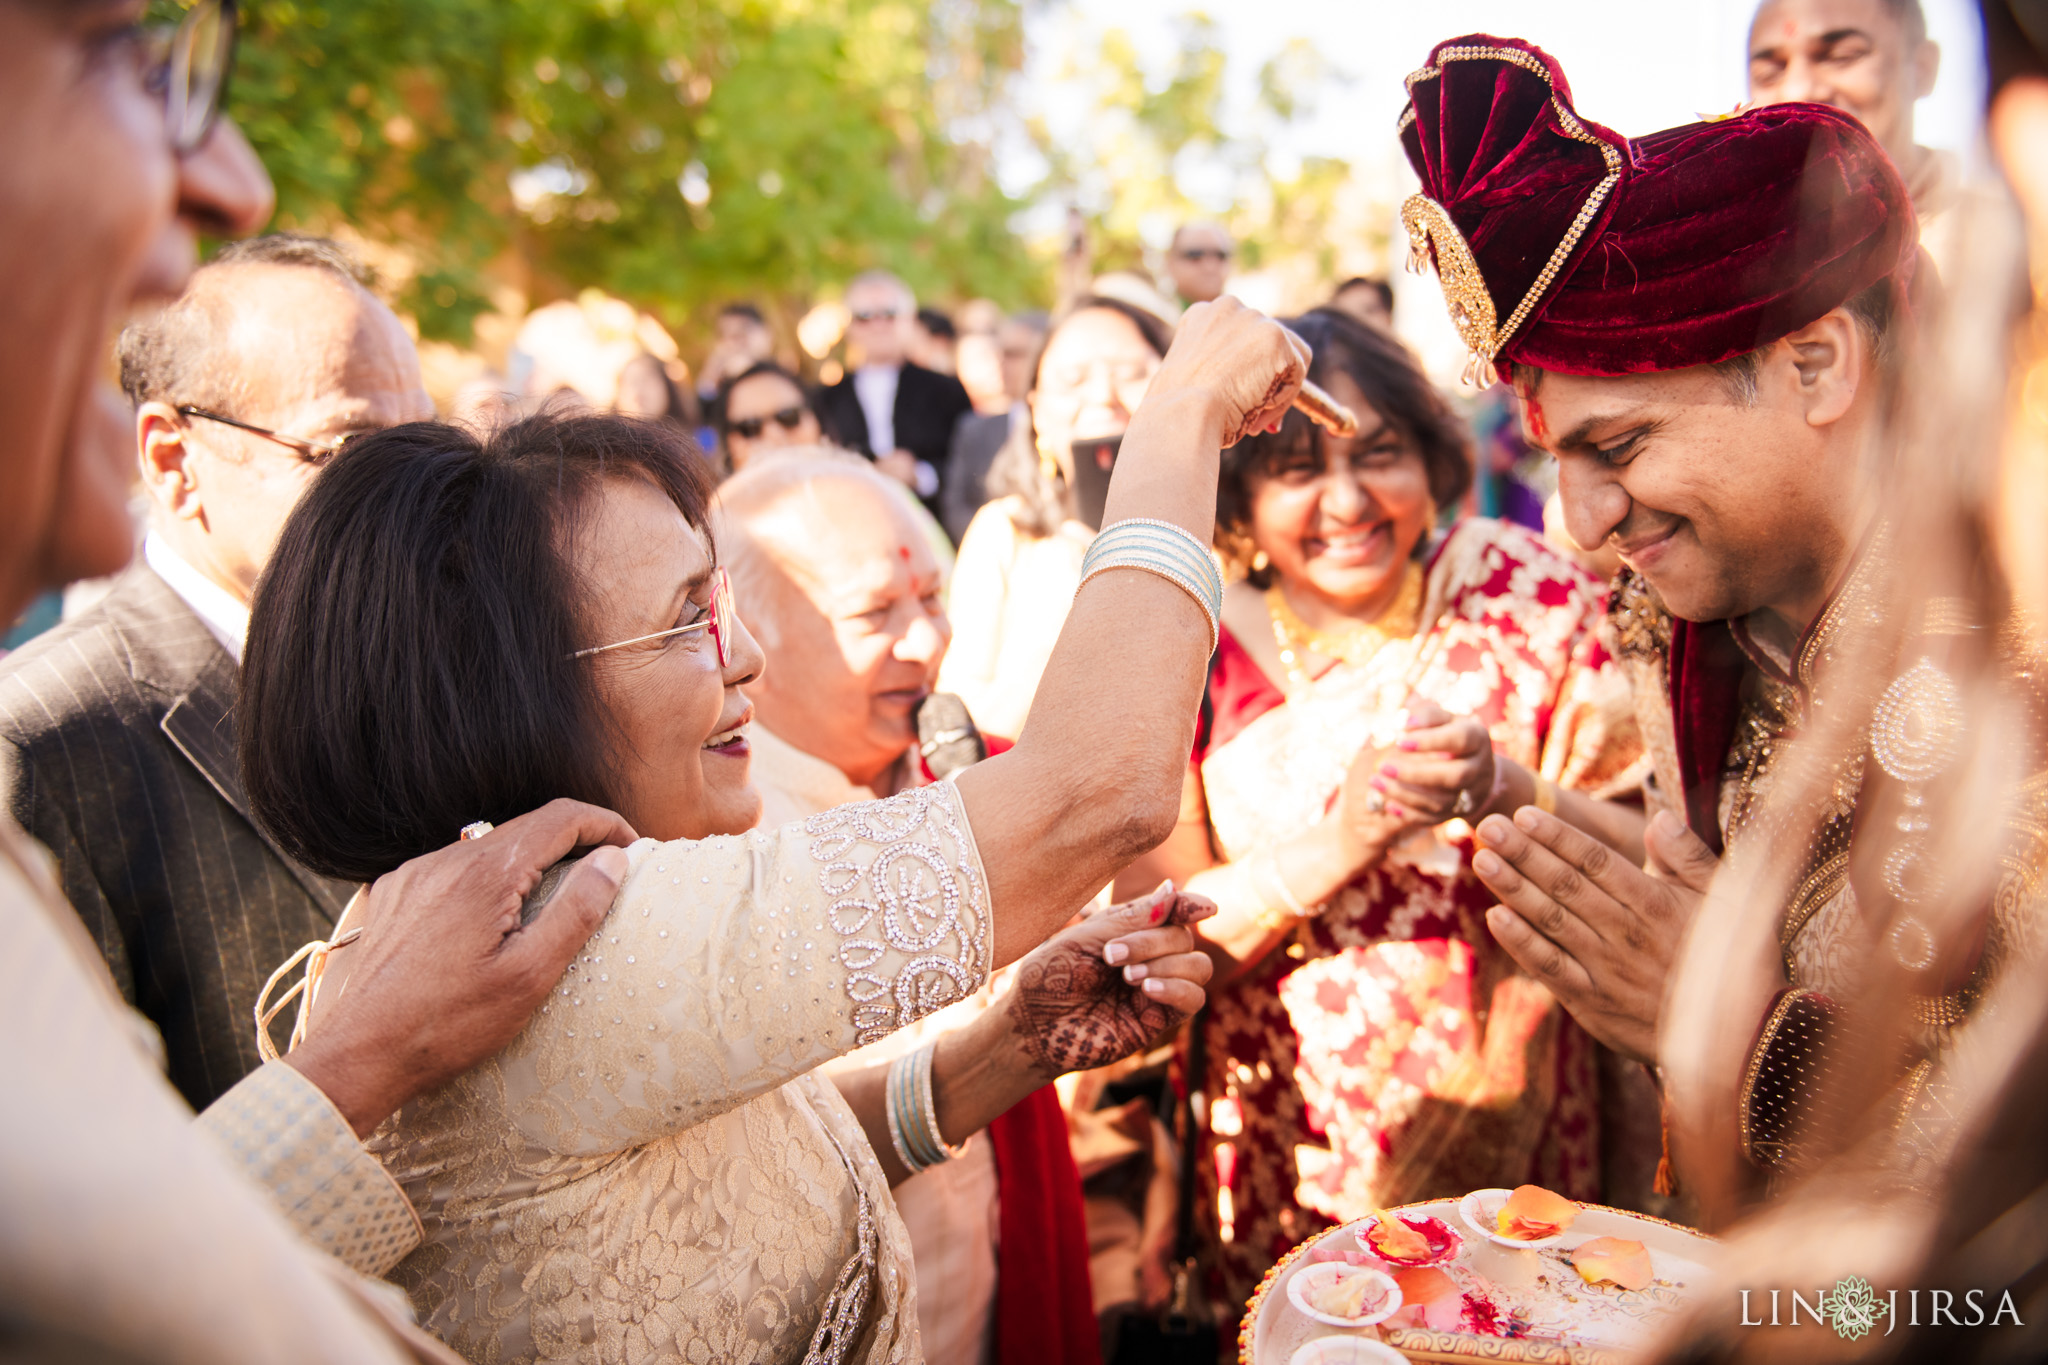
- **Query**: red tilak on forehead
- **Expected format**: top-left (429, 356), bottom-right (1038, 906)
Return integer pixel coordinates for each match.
top-left (898, 545), bottom-right (911, 561)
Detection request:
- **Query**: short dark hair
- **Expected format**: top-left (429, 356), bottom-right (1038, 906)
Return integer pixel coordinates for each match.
top-left (718, 301), bottom-right (766, 325)
top-left (240, 410), bottom-right (715, 883)
top-left (117, 232), bottom-right (366, 409)
top-left (1710, 273), bottom-right (1901, 403)
top-left (1334, 276), bottom-right (1395, 316)
top-left (714, 360), bottom-right (810, 437)
top-left (915, 308), bottom-right (957, 341)
top-left (1216, 308), bottom-right (1472, 585)
top-left (985, 296), bottom-right (1176, 538)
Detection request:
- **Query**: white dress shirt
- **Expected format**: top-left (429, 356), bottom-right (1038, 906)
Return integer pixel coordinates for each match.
top-left (851, 363), bottom-right (901, 458)
top-left (144, 532), bottom-right (250, 664)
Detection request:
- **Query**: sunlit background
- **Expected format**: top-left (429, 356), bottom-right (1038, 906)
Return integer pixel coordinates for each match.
top-left (205, 0), bottom-right (1988, 398)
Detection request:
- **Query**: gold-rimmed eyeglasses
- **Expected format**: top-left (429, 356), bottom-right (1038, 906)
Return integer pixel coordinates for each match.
top-left (176, 405), bottom-right (360, 465)
top-left (571, 567), bottom-right (736, 667)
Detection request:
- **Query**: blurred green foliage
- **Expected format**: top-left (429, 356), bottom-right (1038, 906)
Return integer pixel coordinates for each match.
top-left (194, 0), bottom-right (1038, 341)
top-left (1030, 15), bottom-right (1380, 296)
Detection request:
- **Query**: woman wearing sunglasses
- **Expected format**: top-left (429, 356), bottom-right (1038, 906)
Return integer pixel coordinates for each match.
top-left (238, 298), bottom-right (1307, 1365)
top-left (716, 360), bottom-right (823, 473)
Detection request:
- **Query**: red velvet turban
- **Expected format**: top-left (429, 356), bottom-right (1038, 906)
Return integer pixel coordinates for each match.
top-left (1397, 35), bottom-right (1917, 380)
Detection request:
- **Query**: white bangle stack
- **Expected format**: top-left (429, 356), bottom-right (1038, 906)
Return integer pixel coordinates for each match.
top-left (884, 1041), bottom-right (971, 1174)
top-left (1076, 517), bottom-right (1224, 655)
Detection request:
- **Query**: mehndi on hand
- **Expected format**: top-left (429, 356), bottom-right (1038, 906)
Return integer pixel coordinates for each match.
top-left (1007, 882), bottom-right (1216, 1077)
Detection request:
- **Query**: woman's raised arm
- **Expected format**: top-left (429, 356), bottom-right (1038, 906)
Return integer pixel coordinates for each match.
top-left (955, 300), bottom-right (1308, 967)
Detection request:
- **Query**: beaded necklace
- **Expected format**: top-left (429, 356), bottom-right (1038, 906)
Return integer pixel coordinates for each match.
top-left (1264, 561), bottom-right (1425, 692)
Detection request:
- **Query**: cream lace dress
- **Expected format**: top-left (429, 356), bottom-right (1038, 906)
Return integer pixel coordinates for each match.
top-left (353, 783), bottom-right (991, 1364)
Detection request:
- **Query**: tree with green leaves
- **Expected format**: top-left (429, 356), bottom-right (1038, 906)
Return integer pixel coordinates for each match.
top-left (194, 0), bottom-right (1041, 346)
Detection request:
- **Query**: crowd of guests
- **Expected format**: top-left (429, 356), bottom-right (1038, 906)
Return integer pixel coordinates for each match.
top-left (9, 0), bottom-right (2048, 1364)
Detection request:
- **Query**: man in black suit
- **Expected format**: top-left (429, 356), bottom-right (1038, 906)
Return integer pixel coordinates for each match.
top-left (0, 233), bottom-right (434, 1110)
top-left (815, 270), bottom-right (973, 527)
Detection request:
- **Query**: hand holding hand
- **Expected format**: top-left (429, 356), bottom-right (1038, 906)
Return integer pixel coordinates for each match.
top-left (1149, 299), bottom-right (1310, 447)
top-left (1372, 700), bottom-right (1499, 826)
top-left (1007, 882), bottom-right (1216, 1077)
top-left (1470, 807), bottom-right (1717, 1064)
top-left (289, 798), bottom-right (638, 1134)
top-left (875, 449), bottom-right (920, 487)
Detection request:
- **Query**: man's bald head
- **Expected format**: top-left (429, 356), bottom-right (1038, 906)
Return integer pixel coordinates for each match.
top-left (119, 234), bottom-right (373, 414)
top-left (714, 451), bottom-right (951, 788)
top-left (118, 234), bottom-right (433, 603)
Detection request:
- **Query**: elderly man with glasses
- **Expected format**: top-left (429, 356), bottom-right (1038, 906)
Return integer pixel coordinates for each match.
top-left (816, 269), bottom-right (974, 528)
top-left (0, 230), bottom-right (433, 1114)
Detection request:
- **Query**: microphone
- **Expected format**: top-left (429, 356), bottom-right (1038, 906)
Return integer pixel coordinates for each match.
top-left (917, 692), bottom-right (988, 780)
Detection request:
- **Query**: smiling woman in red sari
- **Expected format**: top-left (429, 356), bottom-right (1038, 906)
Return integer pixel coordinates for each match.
top-left (1123, 309), bottom-right (1650, 1316)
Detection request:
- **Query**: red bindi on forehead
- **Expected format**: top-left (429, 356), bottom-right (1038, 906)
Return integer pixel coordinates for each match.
top-left (898, 545), bottom-right (911, 561)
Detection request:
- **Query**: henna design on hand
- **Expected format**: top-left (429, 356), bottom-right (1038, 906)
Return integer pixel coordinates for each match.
top-left (1009, 893), bottom-right (1204, 1076)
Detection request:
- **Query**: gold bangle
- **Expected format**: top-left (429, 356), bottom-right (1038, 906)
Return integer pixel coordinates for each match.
top-left (1533, 776), bottom-right (1559, 815)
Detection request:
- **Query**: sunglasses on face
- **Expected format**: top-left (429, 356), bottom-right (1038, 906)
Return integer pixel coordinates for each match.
top-left (851, 309), bottom-right (900, 323)
top-left (729, 406), bottom-right (807, 440)
top-left (1176, 248), bottom-right (1230, 263)
top-left (571, 567), bottom-right (737, 667)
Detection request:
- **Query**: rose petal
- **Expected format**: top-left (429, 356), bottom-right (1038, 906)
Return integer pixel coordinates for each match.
top-left (1496, 1184), bottom-right (1579, 1240)
top-left (1368, 1216), bottom-right (1432, 1261)
top-left (1394, 1266), bottom-right (1457, 1305)
top-left (1572, 1236), bottom-right (1653, 1291)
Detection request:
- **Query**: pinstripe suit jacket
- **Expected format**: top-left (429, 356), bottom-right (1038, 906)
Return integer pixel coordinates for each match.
top-left (0, 562), bottom-right (353, 1110)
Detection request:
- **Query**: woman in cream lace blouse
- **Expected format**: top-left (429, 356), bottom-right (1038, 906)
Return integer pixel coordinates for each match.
top-left (239, 306), bottom-right (1311, 1363)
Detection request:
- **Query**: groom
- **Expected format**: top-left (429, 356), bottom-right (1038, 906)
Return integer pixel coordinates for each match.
top-left (1394, 36), bottom-right (2014, 1196)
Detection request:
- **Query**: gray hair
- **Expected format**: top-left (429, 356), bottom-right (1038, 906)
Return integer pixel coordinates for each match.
top-left (847, 269), bottom-right (916, 314)
top-left (711, 449), bottom-right (913, 647)
top-left (117, 233), bottom-right (367, 410)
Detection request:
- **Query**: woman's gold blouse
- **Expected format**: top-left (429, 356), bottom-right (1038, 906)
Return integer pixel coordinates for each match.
top-left (362, 783), bottom-right (992, 1364)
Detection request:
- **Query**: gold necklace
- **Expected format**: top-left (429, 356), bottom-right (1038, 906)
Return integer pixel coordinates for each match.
top-left (1265, 562), bottom-right (1424, 691)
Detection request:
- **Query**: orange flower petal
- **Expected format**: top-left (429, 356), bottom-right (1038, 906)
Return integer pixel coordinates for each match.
top-left (1368, 1214), bottom-right (1432, 1261)
top-left (1496, 1184), bottom-right (1579, 1240)
top-left (1571, 1237), bottom-right (1653, 1291)
top-left (1394, 1265), bottom-right (1457, 1305)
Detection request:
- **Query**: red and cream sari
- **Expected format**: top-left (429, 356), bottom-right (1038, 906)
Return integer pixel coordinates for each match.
top-left (1188, 518), bottom-right (1646, 1316)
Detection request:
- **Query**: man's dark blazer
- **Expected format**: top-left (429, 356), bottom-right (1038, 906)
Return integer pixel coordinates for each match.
top-left (0, 562), bottom-right (354, 1110)
top-left (815, 361), bottom-right (974, 511)
top-left (941, 408), bottom-right (1014, 546)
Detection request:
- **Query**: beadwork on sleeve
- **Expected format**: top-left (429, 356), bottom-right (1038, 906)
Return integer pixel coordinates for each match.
top-left (804, 782), bottom-right (992, 1045)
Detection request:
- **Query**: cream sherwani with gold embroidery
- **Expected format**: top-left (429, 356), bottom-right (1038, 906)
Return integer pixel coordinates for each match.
top-left (360, 783), bottom-right (993, 1364)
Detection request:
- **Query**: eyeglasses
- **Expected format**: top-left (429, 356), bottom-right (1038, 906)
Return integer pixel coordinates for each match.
top-left (1176, 248), bottom-right (1231, 263)
top-left (176, 405), bottom-right (360, 465)
top-left (851, 309), bottom-right (900, 323)
top-left (572, 567), bottom-right (736, 667)
top-left (728, 406), bottom-right (808, 440)
top-left (142, 0), bottom-right (239, 156)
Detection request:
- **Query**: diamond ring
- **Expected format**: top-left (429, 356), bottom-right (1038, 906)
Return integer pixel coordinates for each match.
top-left (460, 821), bottom-right (495, 841)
